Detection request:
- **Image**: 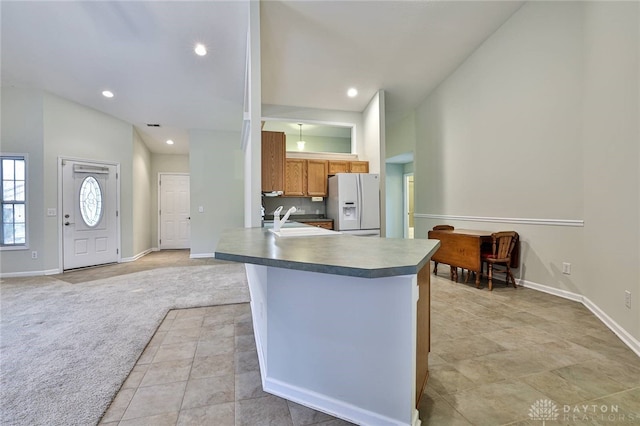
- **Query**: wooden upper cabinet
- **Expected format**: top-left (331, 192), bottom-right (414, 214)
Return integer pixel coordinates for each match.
top-left (306, 160), bottom-right (328, 197)
top-left (284, 159), bottom-right (306, 196)
top-left (284, 159), bottom-right (328, 197)
top-left (261, 131), bottom-right (286, 192)
top-left (328, 160), bottom-right (369, 175)
top-left (328, 161), bottom-right (349, 175)
top-left (349, 161), bottom-right (369, 173)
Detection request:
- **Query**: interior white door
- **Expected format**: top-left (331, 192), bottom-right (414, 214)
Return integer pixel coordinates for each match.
top-left (159, 174), bottom-right (190, 249)
top-left (62, 160), bottom-right (118, 270)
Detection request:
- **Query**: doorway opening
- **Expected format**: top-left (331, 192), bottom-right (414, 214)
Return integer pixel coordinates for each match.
top-left (404, 173), bottom-right (414, 239)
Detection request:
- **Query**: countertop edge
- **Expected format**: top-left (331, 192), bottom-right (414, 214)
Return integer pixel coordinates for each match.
top-left (215, 239), bottom-right (440, 279)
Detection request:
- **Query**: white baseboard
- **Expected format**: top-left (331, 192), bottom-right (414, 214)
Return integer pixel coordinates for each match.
top-left (190, 253), bottom-right (214, 259)
top-left (1, 268), bottom-right (60, 278)
top-left (121, 249), bottom-right (152, 263)
top-left (520, 279), bottom-right (584, 303)
top-left (519, 279), bottom-right (640, 357)
top-left (413, 410), bottom-right (422, 426)
top-left (264, 377), bottom-right (419, 426)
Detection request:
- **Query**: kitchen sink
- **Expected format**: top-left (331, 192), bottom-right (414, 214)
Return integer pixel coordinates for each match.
top-left (268, 227), bottom-right (340, 238)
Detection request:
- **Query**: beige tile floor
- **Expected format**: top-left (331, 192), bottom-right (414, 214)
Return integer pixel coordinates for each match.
top-left (99, 303), bottom-right (352, 426)
top-left (94, 252), bottom-right (639, 425)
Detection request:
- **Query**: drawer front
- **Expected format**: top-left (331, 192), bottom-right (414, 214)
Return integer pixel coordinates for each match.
top-left (305, 221), bottom-right (333, 230)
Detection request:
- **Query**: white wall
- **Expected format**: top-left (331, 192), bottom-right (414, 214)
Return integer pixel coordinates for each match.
top-left (581, 1), bottom-right (639, 340)
top-left (190, 129), bottom-right (244, 256)
top-left (386, 110), bottom-right (416, 240)
top-left (416, 2), bottom-right (583, 222)
top-left (362, 91), bottom-right (384, 175)
top-left (386, 111), bottom-right (416, 161)
top-left (43, 93), bottom-right (135, 265)
top-left (0, 88), bottom-right (45, 273)
top-left (246, 0), bottom-right (263, 229)
top-left (2, 88), bottom-right (248, 272)
top-left (150, 153), bottom-right (190, 248)
top-left (132, 130), bottom-right (152, 258)
top-left (385, 163), bottom-right (404, 238)
top-left (413, 1), bottom-right (639, 344)
top-left (0, 88), bottom-right (149, 275)
top-left (362, 91), bottom-right (386, 235)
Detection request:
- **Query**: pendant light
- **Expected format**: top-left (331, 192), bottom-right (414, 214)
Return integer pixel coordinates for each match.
top-left (297, 123), bottom-right (306, 150)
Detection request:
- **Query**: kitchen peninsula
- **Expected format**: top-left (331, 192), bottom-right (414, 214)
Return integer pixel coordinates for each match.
top-left (215, 227), bottom-right (440, 426)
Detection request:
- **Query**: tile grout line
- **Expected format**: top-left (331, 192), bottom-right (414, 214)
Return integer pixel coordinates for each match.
top-left (174, 309), bottom-right (199, 426)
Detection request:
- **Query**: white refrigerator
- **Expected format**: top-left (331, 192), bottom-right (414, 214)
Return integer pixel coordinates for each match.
top-left (327, 173), bottom-right (380, 236)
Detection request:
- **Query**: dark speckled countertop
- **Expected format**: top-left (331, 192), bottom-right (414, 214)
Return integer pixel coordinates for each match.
top-left (214, 226), bottom-right (440, 279)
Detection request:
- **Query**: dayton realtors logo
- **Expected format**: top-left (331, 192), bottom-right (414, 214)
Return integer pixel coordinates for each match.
top-left (529, 399), bottom-right (639, 423)
top-left (529, 399), bottom-right (560, 425)
top-left (562, 403), bottom-right (638, 423)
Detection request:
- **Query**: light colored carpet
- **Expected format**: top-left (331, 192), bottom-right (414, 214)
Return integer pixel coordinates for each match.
top-left (0, 263), bottom-right (249, 426)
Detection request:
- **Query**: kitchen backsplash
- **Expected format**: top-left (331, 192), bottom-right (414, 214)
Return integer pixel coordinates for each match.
top-left (263, 196), bottom-right (326, 217)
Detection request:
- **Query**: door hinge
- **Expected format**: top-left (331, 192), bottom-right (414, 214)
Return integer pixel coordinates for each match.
top-left (116, 172), bottom-right (119, 179)
top-left (116, 249), bottom-right (119, 254)
top-left (116, 210), bottom-right (119, 217)
top-left (159, 239), bottom-right (161, 245)
top-left (159, 210), bottom-right (161, 216)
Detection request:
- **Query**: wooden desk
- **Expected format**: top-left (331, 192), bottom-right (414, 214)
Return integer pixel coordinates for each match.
top-left (427, 229), bottom-right (519, 287)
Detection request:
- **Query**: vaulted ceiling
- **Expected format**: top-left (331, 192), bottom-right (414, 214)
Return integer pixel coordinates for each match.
top-left (1, 1), bottom-right (523, 155)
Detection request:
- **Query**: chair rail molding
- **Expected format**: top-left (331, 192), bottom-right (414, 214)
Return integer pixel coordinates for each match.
top-left (415, 213), bottom-right (584, 227)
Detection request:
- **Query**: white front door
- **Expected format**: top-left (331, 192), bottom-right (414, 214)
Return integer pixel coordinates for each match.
top-left (159, 173), bottom-right (190, 249)
top-left (62, 160), bottom-right (119, 270)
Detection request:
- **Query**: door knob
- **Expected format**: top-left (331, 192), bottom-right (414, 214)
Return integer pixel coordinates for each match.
top-left (64, 222), bottom-right (70, 226)
top-left (64, 214), bottom-right (70, 218)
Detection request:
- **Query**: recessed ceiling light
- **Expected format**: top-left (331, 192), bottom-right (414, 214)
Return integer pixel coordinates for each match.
top-left (102, 90), bottom-right (114, 98)
top-left (166, 140), bottom-right (174, 145)
top-left (347, 88), bottom-right (358, 98)
top-left (194, 43), bottom-right (207, 56)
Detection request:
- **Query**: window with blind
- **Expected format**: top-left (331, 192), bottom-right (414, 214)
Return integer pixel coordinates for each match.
top-left (1, 155), bottom-right (27, 247)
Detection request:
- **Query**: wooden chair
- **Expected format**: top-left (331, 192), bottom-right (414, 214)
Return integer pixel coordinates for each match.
top-left (431, 225), bottom-right (456, 280)
top-left (481, 231), bottom-right (518, 291)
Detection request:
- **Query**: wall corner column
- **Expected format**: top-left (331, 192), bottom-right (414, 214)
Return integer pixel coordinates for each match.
top-left (244, 0), bottom-right (262, 228)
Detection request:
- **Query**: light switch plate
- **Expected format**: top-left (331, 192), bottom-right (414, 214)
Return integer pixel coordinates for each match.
top-left (47, 208), bottom-right (57, 217)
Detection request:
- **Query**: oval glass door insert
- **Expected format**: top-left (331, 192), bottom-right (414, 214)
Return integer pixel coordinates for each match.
top-left (79, 176), bottom-right (103, 227)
